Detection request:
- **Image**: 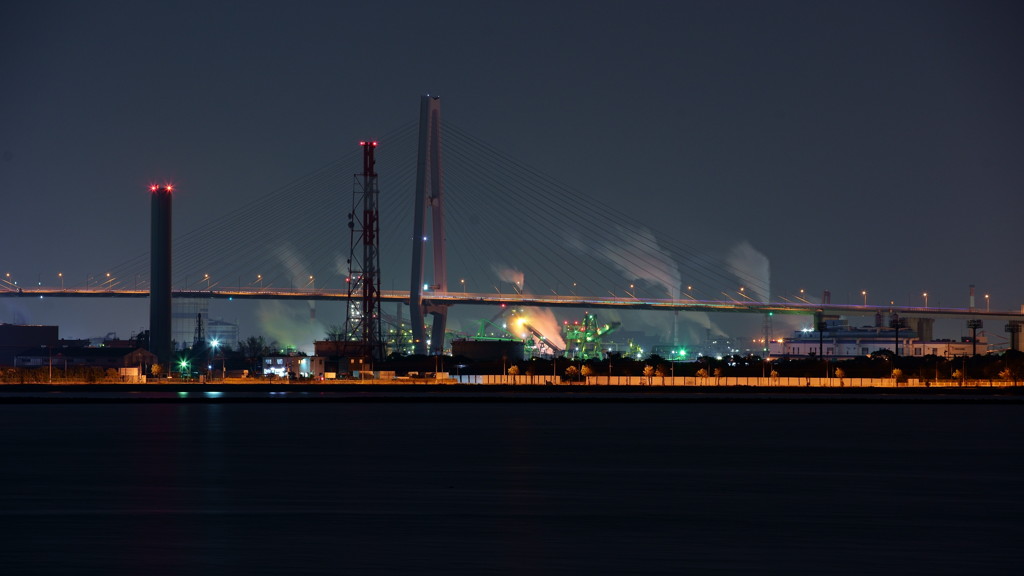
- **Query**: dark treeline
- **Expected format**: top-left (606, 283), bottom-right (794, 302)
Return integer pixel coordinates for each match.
top-left (378, 349), bottom-right (1024, 384)
top-left (5, 343), bottom-right (1021, 385)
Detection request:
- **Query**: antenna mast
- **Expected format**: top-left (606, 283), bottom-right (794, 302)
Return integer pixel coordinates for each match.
top-left (344, 140), bottom-right (385, 363)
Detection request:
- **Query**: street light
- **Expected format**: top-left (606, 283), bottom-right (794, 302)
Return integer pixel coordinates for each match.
top-left (985, 294), bottom-right (990, 313)
top-left (862, 290), bottom-right (867, 306)
top-left (923, 292), bottom-right (928, 308)
top-left (210, 339), bottom-right (225, 381)
top-left (257, 274), bottom-right (263, 289)
top-left (460, 278), bottom-right (465, 294)
top-left (58, 272), bottom-right (63, 290)
top-left (178, 358), bottom-right (191, 379)
top-left (307, 275), bottom-right (315, 290)
top-left (204, 273), bottom-right (210, 289)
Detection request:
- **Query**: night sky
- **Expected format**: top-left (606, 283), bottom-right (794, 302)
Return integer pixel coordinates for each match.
top-left (2, 1), bottom-right (1023, 348)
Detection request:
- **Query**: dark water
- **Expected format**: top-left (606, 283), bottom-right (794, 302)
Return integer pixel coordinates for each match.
top-left (0, 401), bottom-right (1020, 575)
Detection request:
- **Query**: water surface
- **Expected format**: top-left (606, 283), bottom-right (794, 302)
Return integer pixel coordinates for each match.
top-left (0, 401), bottom-right (1019, 574)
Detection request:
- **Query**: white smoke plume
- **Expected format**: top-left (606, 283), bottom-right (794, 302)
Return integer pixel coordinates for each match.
top-left (567, 225), bottom-right (683, 300)
top-left (492, 265), bottom-right (525, 293)
top-left (255, 300), bottom-right (323, 355)
top-left (521, 306), bottom-right (567, 352)
top-left (257, 242), bottom-right (322, 353)
top-left (271, 242), bottom-right (316, 310)
top-left (726, 241), bottom-right (771, 302)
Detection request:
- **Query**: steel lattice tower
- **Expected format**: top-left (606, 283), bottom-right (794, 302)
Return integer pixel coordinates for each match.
top-left (343, 140), bottom-right (385, 363)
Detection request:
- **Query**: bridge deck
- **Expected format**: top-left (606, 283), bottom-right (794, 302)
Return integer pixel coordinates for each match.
top-left (3, 287), bottom-right (1021, 319)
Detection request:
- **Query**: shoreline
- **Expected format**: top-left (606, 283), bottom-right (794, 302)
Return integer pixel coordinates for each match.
top-left (1, 382), bottom-right (1022, 403)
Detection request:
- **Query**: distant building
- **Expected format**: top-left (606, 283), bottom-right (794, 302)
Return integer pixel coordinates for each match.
top-left (263, 355), bottom-right (325, 379)
top-left (15, 347), bottom-right (157, 370)
top-left (172, 297), bottom-right (208, 350)
top-left (0, 324), bottom-right (59, 367)
top-left (768, 316), bottom-right (985, 359)
top-left (208, 318), bottom-right (239, 351)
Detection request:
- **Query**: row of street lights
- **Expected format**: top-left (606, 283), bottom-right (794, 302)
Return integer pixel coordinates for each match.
top-left (819, 288), bottom-right (992, 313)
top-left (0, 271), bottom-right (1003, 312)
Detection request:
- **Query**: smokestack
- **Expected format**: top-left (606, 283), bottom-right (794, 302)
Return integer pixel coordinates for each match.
top-left (969, 284), bottom-right (976, 311)
top-left (150, 184), bottom-right (173, 369)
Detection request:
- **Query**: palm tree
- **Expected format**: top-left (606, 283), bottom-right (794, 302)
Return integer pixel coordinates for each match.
top-left (892, 368), bottom-right (904, 387)
top-left (642, 365), bottom-right (656, 385)
top-left (581, 364), bottom-right (594, 383)
top-left (564, 365), bottom-right (580, 382)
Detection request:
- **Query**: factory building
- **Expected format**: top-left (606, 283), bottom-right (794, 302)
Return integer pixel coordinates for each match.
top-left (0, 323), bottom-right (59, 366)
top-left (768, 316), bottom-right (985, 359)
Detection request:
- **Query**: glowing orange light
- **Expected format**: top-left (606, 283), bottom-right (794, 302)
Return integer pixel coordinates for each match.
top-left (166, 185), bottom-right (174, 192)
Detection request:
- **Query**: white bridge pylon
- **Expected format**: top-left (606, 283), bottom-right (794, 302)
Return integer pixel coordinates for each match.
top-left (409, 95), bottom-right (448, 356)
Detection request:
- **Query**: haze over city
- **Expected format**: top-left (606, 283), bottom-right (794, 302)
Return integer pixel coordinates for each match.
top-left (3, 0), bottom-right (1023, 349)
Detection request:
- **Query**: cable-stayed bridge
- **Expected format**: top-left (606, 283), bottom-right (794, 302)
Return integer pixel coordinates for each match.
top-left (2, 96), bottom-right (1021, 348)
top-left (3, 286), bottom-right (1018, 320)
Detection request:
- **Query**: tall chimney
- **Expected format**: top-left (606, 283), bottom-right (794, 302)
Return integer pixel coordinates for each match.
top-left (150, 184), bottom-right (173, 370)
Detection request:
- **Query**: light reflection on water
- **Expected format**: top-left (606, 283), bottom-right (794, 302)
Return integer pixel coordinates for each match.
top-left (0, 402), bottom-right (1020, 575)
